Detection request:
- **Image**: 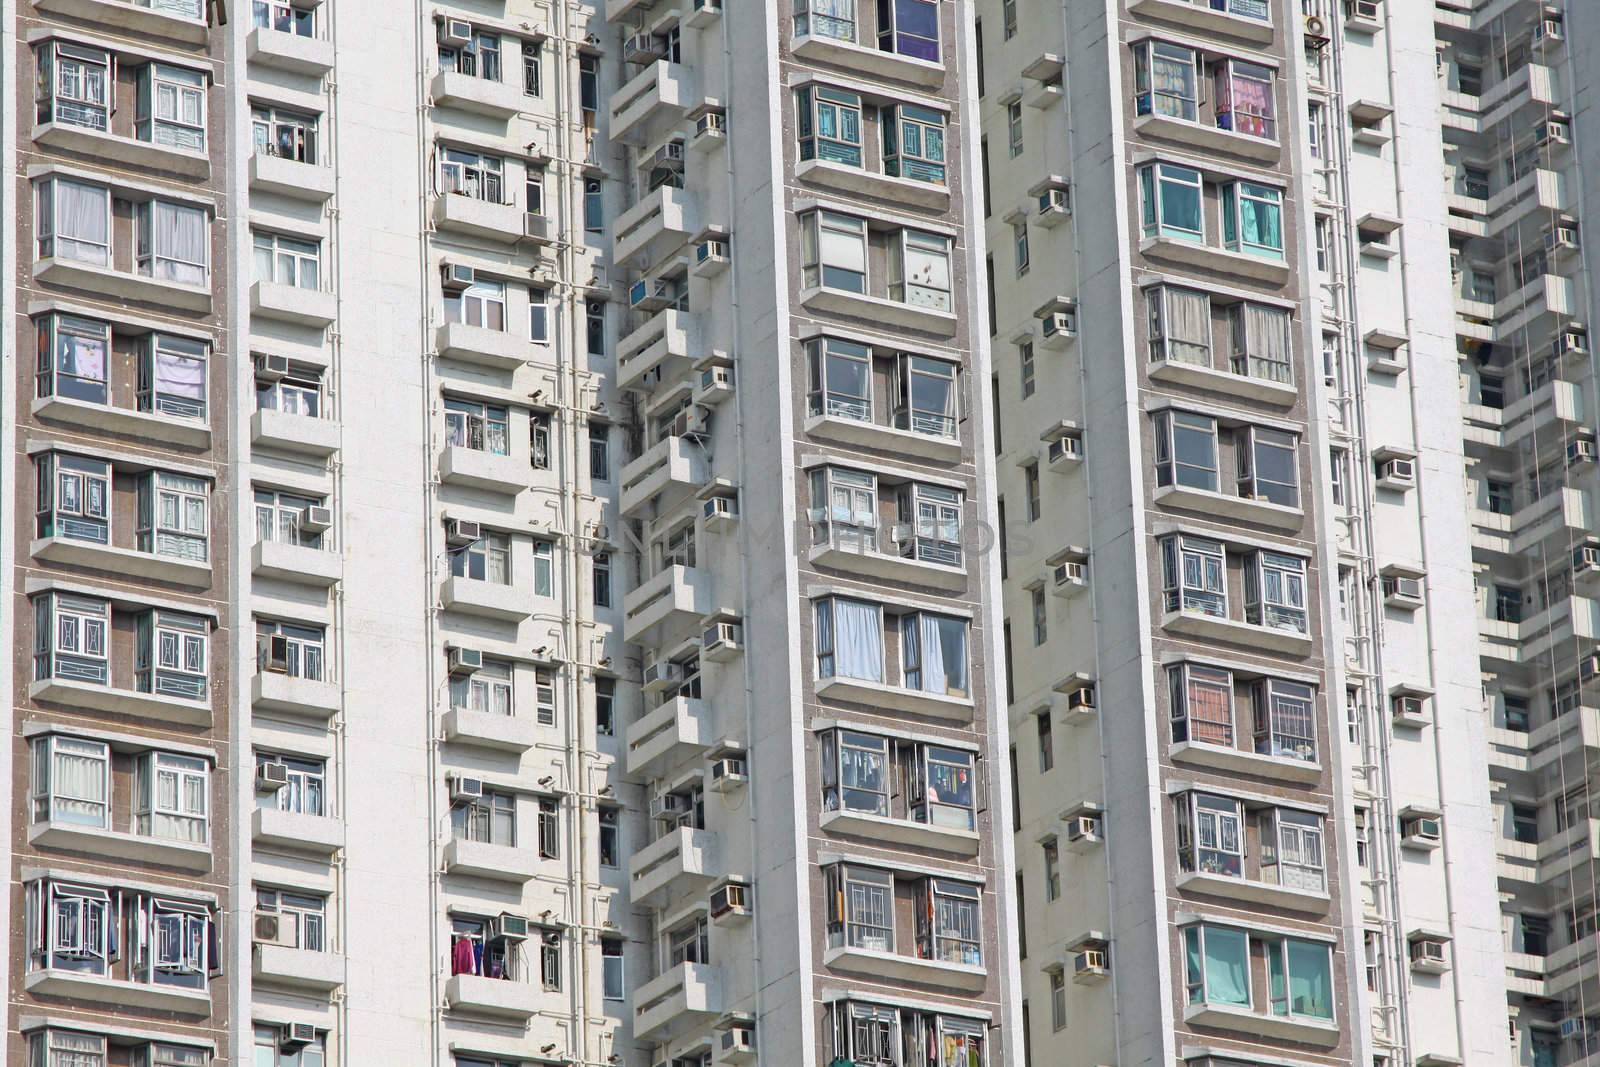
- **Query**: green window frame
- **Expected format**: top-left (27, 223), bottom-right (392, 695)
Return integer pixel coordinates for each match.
top-left (797, 86), bottom-right (863, 167)
top-left (1184, 924), bottom-right (1250, 1007)
top-left (1222, 180), bottom-right (1285, 260)
top-left (1139, 163), bottom-right (1203, 242)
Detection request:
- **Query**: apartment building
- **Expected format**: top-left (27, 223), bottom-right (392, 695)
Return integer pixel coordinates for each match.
top-left (978, 0), bottom-right (1510, 1065)
top-left (3, 1), bottom-right (1022, 1066)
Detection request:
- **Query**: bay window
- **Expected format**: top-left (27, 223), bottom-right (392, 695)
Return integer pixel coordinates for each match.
top-left (146, 0), bottom-right (203, 16)
top-left (36, 41), bottom-right (110, 131)
top-left (139, 471), bottom-right (209, 561)
top-left (440, 148), bottom-right (505, 203)
top-left (450, 530), bottom-right (511, 584)
top-left (1154, 410), bottom-right (1219, 491)
top-left (797, 86), bottom-right (863, 167)
top-left (1245, 550), bottom-right (1308, 633)
top-left (895, 353), bottom-right (957, 437)
top-left (827, 865), bottom-right (894, 951)
top-left (1261, 808), bottom-right (1326, 891)
top-left (821, 729), bottom-right (890, 815)
top-left (1134, 41), bottom-right (1199, 121)
top-left (36, 312), bottom-right (110, 404)
top-left (255, 0), bottom-right (315, 35)
top-left (912, 744), bottom-right (976, 829)
top-left (1148, 285), bottom-right (1211, 366)
top-left (1229, 302), bottom-right (1292, 384)
top-left (137, 200), bottom-right (209, 285)
top-left (1168, 662), bottom-right (1235, 745)
top-left (138, 65), bottom-right (206, 151)
top-left (445, 278), bottom-right (507, 330)
top-left (31, 735), bottom-right (111, 828)
top-left (889, 229), bottom-right (952, 311)
top-left (141, 1041), bottom-right (209, 1067)
top-left (1217, 0), bottom-right (1269, 18)
top-left (877, 0), bottom-right (940, 62)
top-left (1237, 427), bottom-right (1300, 507)
top-left (135, 609), bottom-right (208, 700)
top-left (815, 596), bottom-right (884, 683)
top-left (1176, 792), bottom-right (1243, 876)
top-left (31, 1029), bottom-right (107, 1067)
top-left (257, 365), bottom-right (322, 416)
top-left (445, 397), bottom-right (510, 453)
top-left (440, 29), bottom-right (502, 81)
top-left (811, 466), bottom-right (879, 542)
top-left (666, 916), bottom-right (710, 967)
top-left (806, 337), bottom-right (872, 421)
top-left (254, 489), bottom-right (324, 548)
top-left (149, 898), bottom-right (210, 988)
top-left (139, 334), bottom-right (208, 419)
top-left (1139, 162), bottom-right (1203, 242)
top-left (831, 1004), bottom-right (897, 1066)
top-left (1221, 181), bottom-right (1285, 260)
top-left (922, 879), bottom-right (981, 965)
top-left (256, 619), bottom-right (326, 680)
top-left (901, 482), bottom-right (962, 566)
top-left (1160, 534), bottom-right (1227, 617)
top-left (256, 888), bottom-right (326, 951)
top-left (1271, 938), bottom-right (1335, 1020)
top-left (883, 104), bottom-right (947, 184)
top-left (33, 592), bottom-right (110, 684)
top-left (1252, 678), bottom-right (1317, 762)
top-left (1184, 924), bottom-right (1250, 1008)
top-left (801, 210), bottom-right (868, 293)
top-left (253, 230), bottom-right (319, 289)
top-left (1214, 59), bottom-right (1276, 140)
top-left (794, 0), bottom-right (856, 42)
top-left (252, 105), bottom-right (317, 163)
top-left (136, 751), bottom-right (209, 844)
top-left (36, 177), bottom-right (110, 265)
top-left (257, 753), bottom-right (325, 815)
top-left (452, 789), bottom-right (515, 846)
top-left (451, 656), bottom-right (513, 715)
top-left (36, 453), bottom-right (110, 544)
top-left (27, 881), bottom-right (111, 975)
top-left (901, 611), bottom-right (969, 697)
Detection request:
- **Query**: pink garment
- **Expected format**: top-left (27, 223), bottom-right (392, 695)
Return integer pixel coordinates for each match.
top-left (451, 936), bottom-right (476, 976)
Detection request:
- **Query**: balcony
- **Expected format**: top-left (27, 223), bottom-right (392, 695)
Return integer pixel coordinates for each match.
top-left (807, 528), bottom-right (966, 592)
top-left (623, 564), bottom-right (714, 646)
top-left (440, 575), bottom-right (534, 623)
top-left (619, 309), bottom-right (700, 391)
top-left (790, 32), bottom-right (945, 89)
top-left (802, 412), bottom-right (962, 463)
top-left (429, 70), bottom-right (525, 119)
top-left (30, 536), bottom-right (211, 589)
top-left (615, 185), bottom-right (701, 268)
top-left (246, 26), bottom-right (335, 75)
top-left (252, 670), bottom-right (340, 720)
top-left (252, 409), bottom-right (340, 456)
top-left (1138, 237), bottom-right (1290, 286)
top-left (34, 122), bottom-right (208, 180)
top-left (431, 194), bottom-right (524, 243)
top-left (29, 676), bottom-right (210, 727)
top-left (250, 153), bottom-right (336, 203)
top-left (818, 808), bottom-right (980, 856)
top-left (33, 0), bottom-right (209, 44)
top-left (445, 974), bottom-right (540, 1020)
top-left (443, 707), bottom-right (539, 753)
top-left (611, 61), bottom-right (695, 145)
top-left (1125, 0), bottom-right (1275, 42)
top-left (30, 393), bottom-right (209, 449)
top-left (634, 962), bottom-right (724, 1041)
top-left (626, 696), bottom-right (711, 777)
top-left (252, 806), bottom-right (345, 855)
top-left (629, 826), bottom-right (719, 908)
top-left (1511, 488), bottom-right (1594, 555)
top-left (814, 674), bottom-right (975, 722)
top-left (794, 159), bottom-right (950, 212)
top-left (436, 321), bottom-right (529, 372)
top-left (251, 280), bottom-right (337, 328)
top-left (1153, 484), bottom-right (1303, 531)
top-left (620, 435), bottom-right (709, 516)
top-left (1132, 112), bottom-right (1280, 164)
top-left (27, 820), bottom-right (211, 871)
top-left (443, 837), bottom-right (539, 883)
top-left (24, 970), bottom-right (211, 1016)
top-left (439, 446), bottom-right (528, 495)
top-left (1175, 869), bottom-right (1329, 913)
top-left (1502, 379), bottom-right (1582, 448)
top-left (798, 285), bottom-right (959, 338)
top-left (252, 540), bottom-right (340, 588)
top-left (1182, 1001), bottom-right (1339, 1047)
top-left (823, 944), bottom-right (986, 991)
top-left (1170, 739), bottom-right (1321, 785)
top-left (253, 944), bottom-right (345, 992)
top-left (1146, 357), bottom-right (1298, 408)
top-left (34, 257), bottom-right (210, 314)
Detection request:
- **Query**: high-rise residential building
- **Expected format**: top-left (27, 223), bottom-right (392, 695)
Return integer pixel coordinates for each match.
top-left (3, 2), bottom-right (1022, 1067)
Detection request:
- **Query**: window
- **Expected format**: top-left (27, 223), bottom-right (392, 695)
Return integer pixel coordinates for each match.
top-left (1169, 663), bottom-right (1235, 745)
top-left (137, 752), bottom-right (208, 843)
top-left (537, 797), bottom-right (559, 858)
top-left (450, 529), bottom-right (511, 584)
top-left (594, 676), bottom-right (615, 736)
top-left (31, 1030), bottom-right (110, 1067)
top-left (1266, 808), bottom-right (1327, 891)
top-left (807, 337), bottom-right (871, 421)
top-left (902, 482), bottom-right (962, 566)
top-left (1024, 461), bottom-right (1041, 521)
top-left (1222, 181), bottom-right (1285, 260)
top-left (1176, 792), bottom-right (1243, 876)
top-left (532, 540), bottom-right (554, 597)
top-left (811, 466), bottom-right (878, 544)
top-left (815, 597), bottom-right (884, 683)
top-left (1007, 101), bottom-right (1023, 157)
top-left (540, 929), bottom-right (562, 990)
top-left (139, 472), bottom-right (209, 562)
top-left (878, 0), bottom-right (939, 62)
top-left (137, 333), bottom-right (208, 419)
top-left (138, 64), bottom-right (206, 151)
top-left (1050, 970), bottom-right (1067, 1030)
top-left (444, 398), bottom-right (509, 454)
top-left (797, 86), bottom-right (863, 166)
top-left (827, 865), bottom-right (894, 951)
top-left (531, 412), bottom-right (551, 470)
top-left (578, 55), bottom-right (598, 114)
top-left (254, 1026), bottom-right (324, 1067)
top-left (1245, 551), bottom-right (1309, 634)
top-left (1134, 42), bottom-right (1199, 121)
top-left (35, 453), bottom-right (110, 545)
top-left (450, 656), bottom-right (512, 716)
top-left (593, 552), bottom-right (612, 609)
top-left (1036, 711), bottom-right (1053, 772)
top-left (821, 729), bottom-right (890, 816)
top-left (1329, 449), bottom-right (1346, 507)
top-left (1229, 303), bottom-right (1293, 384)
top-left (1019, 341), bottom-right (1036, 398)
top-left (1184, 924), bottom-right (1250, 1007)
top-left (31, 735), bottom-right (110, 828)
top-left (33, 592), bottom-right (110, 684)
top-left (923, 879), bottom-right (981, 965)
top-left (137, 200), bottom-right (208, 285)
top-left (256, 364), bottom-right (321, 417)
top-left (252, 231), bottom-right (319, 289)
top-left (1139, 162), bottom-right (1203, 242)
top-left (1214, 59), bottom-right (1276, 140)
top-left (1161, 534), bottom-right (1226, 617)
top-left (583, 179), bottom-right (603, 233)
top-left (35, 313), bottom-right (110, 404)
top-left (439, 148), bottom-right (504, 203)
top-left (256, 887), bottom-right (326, 951)
top-left (883, 105), bottom-right (947, 184)
top-left (439, 29), bottom-right (501, 81)
top-left (444, 277), bottom-right (506, 331)
top-left (256, 619), bottom-right (326, 681)
top-left (589, 427), bottom-right (610, 481)
top-left (901, 612), bottom-right (969, 696)
top-left (598, 806), bottom-right (619, 866)
top-left (1148, 285), bottom-right (1211, 366)
top-left (522, 39), bottom-right (542, 96)
top-left (1042, 839), bottom-right (1060, 900)
top-left (257, 752), bottom-right (325, 815)
top-left (585, 300), bottom-right (605, 354)
top-left (1002, 0), bottom-right (1017, 37)
top-left (528, 286), bottom-right (549, 342)
top-left (1253, 678), bottom-right (1317, 762)
top-left (1014, 220), bottom-right (1030, 275)
top-left (1238, 427), bottom-right (1300, 506)
top-left (795, 0), bottom-right (856, 42)
top-left (601, 938), bottom-right (624, 1000)
top-left (255, 0), bottom-right (315, 36)
top-left (452, 789), bottom-right (515, 846)
top-left (1314, 215), bottom-right (1331, 272)
top-left (896, 353), bottom-right (957, 437)
top-left (534, 667), bottom-right (555, 724)
top-left (801, 210), bottom-right (867, 293)
top-left (1031, 586), bottom-right (1047, 646)
top-left (36, 41), bottom-right (110, 131)
top-left (1271, 938), bottom-right (1334, 1020)
top-left (254, 489), bottom-right (324, 549)
top-left (36, 177), bottom-right (110, 265)
top-left (913, 743), bottom-right (975, 829)
top-left (27, 880), bottom-right (112, 975)
top-left (1154, 410), bottom-right (1219, 491)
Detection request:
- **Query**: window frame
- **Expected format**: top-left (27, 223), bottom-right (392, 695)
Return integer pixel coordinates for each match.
top-left (1153, 409), bottom-right (1220, 492)
top-left (1138, 162), bottom-right (1204, 243)
top-left (797, 85), bottom-right (864, 167)
top-left (1161, 533), bottom-right (1227, 617)
top-left (1221, 180), bottom-right (1286, 260)
top-left (1134, 41), bottom-right (1199, 122)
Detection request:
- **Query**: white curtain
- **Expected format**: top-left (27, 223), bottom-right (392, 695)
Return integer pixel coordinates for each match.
top-left (918, 615), bottom-right (968, 695)
top-left (1166, 287), bottom-right (1211, 364)
top-left (1241, 304), bottom-right (1292, 382)
top-left (832, 598), bottom-right (883, 682)
top-left (57, 180), bottom-right (109, 264)
top-left (152, 202), bottom-right (208, 285)
top-left (53, 740), bottom-right (107, 826)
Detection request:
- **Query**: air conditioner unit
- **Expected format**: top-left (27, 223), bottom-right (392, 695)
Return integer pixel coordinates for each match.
top-left (1568, 438), bottom-right (1598, 466)
top-left (703, 495), bottom-right (739, 524)
top-left (496, 913), bottom-right (530, 941)
top-left (281, 1023), bottom-right (317, 1049)
top-left (711, 756), bottom-right (748, 785)
top-left (703, 621), bottom-right (743, 658)
top-left (1546, 224), bottom-right (1579, 252)
top-left (1073, 949), bottom-right (1108, 978)
top-left (256, 761), bottom-right (290, 791)
top-left (1556, 328), bottom-right (1590, 359)
top-left (1581, 652), bottom-right (1600, 683)
top-left (1349, 0), bottom-right (1381, 19)
top-left (721, 1023), bottom-right (755, 1053)
top-left (1401, 814), bottom-right (1442, 845)
top-left (699, 365), bottom-right (734, 393)
top-left (450, 775), bottom-right (485, 803)
top-left (254, 353), bottom-right (291, 381)
top-left (1391, 695), bottom-right (1426, 721)
top-left (889, 522), bottom-right (915, 545)
top-left (1574, 544), bottom-right (1600, 573)
top-left (1537, 119), bottom-right (1571, 147)
top-left (696, 111), bottom-right (727, 138)
top-left (685, 406), bottom-right (711, 435)
top-left (253, 910), bottom-right (283, 944)
top-left (1067, 684), bottom-right (1096, 712)
top-left (1053, 560), bottom-right (1087, 588)
top-left (1041, 310), bottom-right (1077, 340)
top-left (624, 33), bottom-right (663, 63)
top-left (696, 238), bottom-right (730, 266)
top-left (445, 518), bottom-right (481, 546)
top-left (710, 881), bottom-right (751, 919)
top-left (1377, 457), bottom-right (1415, 487)
top-left (264, 633), bottom-right (291, 673)
top-left (1408, 938), bottom-right (1448, 968)
top-left (301, 505), bottom-right (333, 533)
top-left (447, 646), bottom-right (482, 676)
top-left (654, 142), bottom-right (686, 168)
top-left (1065, 815), bottom-right (1101, 843)
top-left (649, 792), bottom-right (688, 820)
top-left (641, 659), bottom-right (683, 692)
top-left (1047, 434), bottom-right (1083, 465)
top-left (438, 18), bottom-right (472, 46)
top-left (442, 263), bottom-right (475, 290)
top-left (1036, 185), bottom-right (1072, 219)
top-left (1560, 1018), bottom-right (1590, 1041)
top-left (1382, 575), bottom-right (1424, 604)
top-left (1535, 16), bottom-right (1564, 43)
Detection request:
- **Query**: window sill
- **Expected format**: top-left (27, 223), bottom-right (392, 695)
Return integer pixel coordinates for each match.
top-left (807, 536), bottom-right (967, 593)
top-left (1182, 1001), bottom-right (1340, 1047)
top-left (34, 0), bottom-right (209, 44)
top-left (1146, 358), bottom-right (1297, 408)
top-left (444, 972), bottom-right (540, 1019)
top-left (814, 674), bottom-right (975, 722)
top-left (25, 968), bottom-right (212, 1015)
top-left (798, 286), bottom-right (959, 338)
top-left (1170, 740), bottom-right (1321, 784)
top-left (802, 412), bottom-right (962, 463)
top-left (1161, 609), bottom-right (1314, 656)
top-left (1133, 112), bottom-right (1281, 163)
top-left (1153, 483), bottom-right (1304, 531)
top-left (443, 837), bottom-right (539, 883)
top-left (254, 943), bottom-right (345, 992)
top-left (252, 408), bottom-right (340, 456)
top-left (251, 279), bottom-right (336, 328)
top-left (250, 152), bottom-right (335, 202)
top-left (819, 808), bottom-right (979, 856)
top-left (31, 535), bottom-right (212, 589)
top-left (1124, 0), bottom-right (1275, 43)
top-left (252, 539), bottom-right (340, 588)
top-left (35, 257), bottom-right (212, 314)
top-left (34, 122), bottom-right (209, 179)
top-left (791, 33), bottom-right (946, 89)
top-left (823, 944), bottom-right (987, 992)
top-left (246, 25), bottom-right (335, 76)
top-left (436, 321), bottom-right (530, 372)
top-left (30, 675), bottom-right (211, 727)
top-left (1138, 237), bottom-right (1290, 286)
top-left (253, 805), bottom-right (345, 855)
top-left (28, 819), bottom-right (211, 871)
top-left (1174, 869), bottom-right (1329, 913)
top-left (252, 670), bottom-right (340, 720)
top-left (443, 706), bottom-right (540, 754)
top-left (440, 574), bottom-right (535, 623)
top-left (32, 394), bottom-right (210, 449)
top-left (794, 159), bottom-right (950, 212)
